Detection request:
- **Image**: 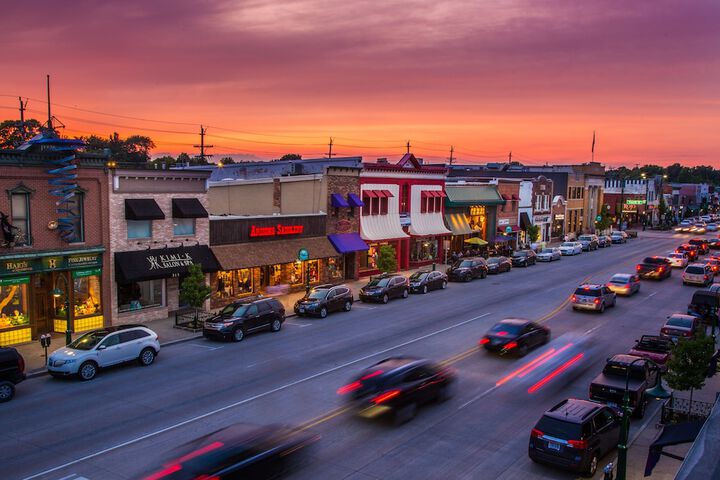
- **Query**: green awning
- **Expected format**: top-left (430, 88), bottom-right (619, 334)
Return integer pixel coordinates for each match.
top-left (0, 246), bottom-right (105, 261)
top-left (445, 185), bottom-right (505, 206)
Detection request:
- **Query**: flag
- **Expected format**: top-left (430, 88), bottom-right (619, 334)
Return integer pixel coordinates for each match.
top-left (592, 131), bottom-right (596, 153)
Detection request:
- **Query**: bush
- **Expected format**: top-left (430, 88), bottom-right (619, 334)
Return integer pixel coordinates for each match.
top-left (376, 245), bottom-right (398, 273)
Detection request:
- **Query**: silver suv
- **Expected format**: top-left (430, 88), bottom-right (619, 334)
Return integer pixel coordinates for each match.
top-left (571, 284), bottom-right (616, 313)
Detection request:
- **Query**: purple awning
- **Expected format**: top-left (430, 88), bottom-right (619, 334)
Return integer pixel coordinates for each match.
top-left (347, 193), bottom-right (364, 207)
top-left (328, 233), bottom-right (369, 253)
top-left (331, 193), bottom-right (350, 208)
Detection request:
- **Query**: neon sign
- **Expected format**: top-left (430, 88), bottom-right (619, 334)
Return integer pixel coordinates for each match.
top-left (250, 224), bottom-right (305, 237)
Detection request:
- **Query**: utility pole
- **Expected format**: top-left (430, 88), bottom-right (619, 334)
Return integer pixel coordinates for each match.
top-left (18, 96), bottom-right (28, 139)
top-left (327, 137), bottom-right (336, 159)
top-left (406, 140), bottom-right (411, 154)
top-left (508, 151), bottom-right (512, 163)
top-left (619, 173), bottom-right (626, 231)
top-left (448, 146), bottom-right (455, 165)
top-left (193, 125), bottom-right (214, 164)
top-left (45, 74), bottom-right (53, 131)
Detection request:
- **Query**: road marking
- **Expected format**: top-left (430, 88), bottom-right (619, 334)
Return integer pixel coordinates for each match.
top-left (458, 386), bottom-right (498, 409)
top-left (298, 406), bottom-right (352, 432)
top-left (351, 304), bottom-right (377, 310)
top-left (584, 325), bottom-right (602, 335)
top-left (23, 312), bottom-right (491, 480)
top-left (56, 475), bottom-right (79, 480)
top-left (184, 344), bottom-right (224, 351)
top-left (285, 321), bottom-right (312, 327)
top-left (642, 292), bottom-right (658, 302)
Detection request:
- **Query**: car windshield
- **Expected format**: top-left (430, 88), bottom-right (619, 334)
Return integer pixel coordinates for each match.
top-left (579, 236), bottom-right (592, 241)
top-left (541, 249), bottom-right (554, 254)
top-left (367, 278), bottom-right (390, 287)
top-left (410, 272), bottom-right (428, 281)
top-left (68, 330), bottom-right (108, 350)
top-left (454, 260), bottom-right (474, 268)
top-left (488, 258), bottom-right (501, 264)
top-left (611, 275), bottom-right (630, 283)
top-left (308, 289), bottom-right (328, 299)
top-left (686, 266), bottom-right (705, 274)
top-left (535, 416), bottom-right (581, 439)
top-left (635, 338), bottom-right (670, 353)
top-left (489, 322), bottom-right (523, 335)
top-left (603, 362), bottom-right (646, 380)
top-left (561, 242), bottom-right (574, 247)
top-left (667, 316), bottom-right (693, 328)
top-left (575, 287), bottom-right (601, 296)
top-left (512, 252), bottom-right (526, 257)
top-left (232, 305), bottom-right (251, 317)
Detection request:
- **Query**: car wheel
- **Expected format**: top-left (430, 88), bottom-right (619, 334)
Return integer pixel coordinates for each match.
top-left (599, 303), bottom-right (605, 313)
top-left (437, 383), bottom-right (453, 403)
top-left (402, 289), bottom-right (409, 299)
top-left (382, 294), bottom-right (389, 304)
top-left (320, 307), bottom-right (328, 318)
top-left (441, 281), bottom-right (447, 290)
top-left (343, 300), bottom-right (352, 312)
top-left (0, 381), bottom-right (15, 403)
top-left (464, 274), bottom-right (472, 282)
top-left (518, 343), bottom-right (529, 356)
top-left (78, 361), bottom-right (98, 381)
top-left (481, 270), bottom-right (487, 279)
top-left (139, 347), bottom-right (156, 366)
top-left (612, 297), bottom-right (617, 307)
top-left (584, 454), bottom-right (598, 478)
top-left (271, 319), bottom-right (282, 332)
top-left (232, 327), bottom-right (245, 342)
top-left (422, 285), bottom-right (428, 294)
top-left (394, 402), bottom-right (417, 426)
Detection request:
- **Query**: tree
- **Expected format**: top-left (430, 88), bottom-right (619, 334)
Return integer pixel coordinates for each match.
top-left (219, 156), bottom-right (236, 165)
top-left (0, 118), bottom-right (43, 149)
top-left (150, 155), bottom-right (176, 169)
top-left (595, 204), bottom-right (613, 232)
top-left (82, 132), bottom-right (155, 163)
top-left (665, 333), bottom-right (715, 419)
top-left (180, 264), bottom-right (212, 325)
top-left (526, 224), bottom-right (540, 243)
top-left (176, 152), bottom-right (191, 165)
top-left (376, 245), bottom-right (398, 273)
top-left (279, 153), bottom-right (302, 160)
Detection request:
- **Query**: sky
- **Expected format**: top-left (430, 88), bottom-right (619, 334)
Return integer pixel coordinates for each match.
top-left (1, 0), bottom-right (719, 166)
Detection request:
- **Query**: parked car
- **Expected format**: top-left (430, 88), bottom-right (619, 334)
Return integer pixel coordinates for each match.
top-left (689, 238), bottom-right (709, 254)
top-left (636, 256), bottom-right (672, 280)
top-left (511, 250), bottom-right (537, 267)
top-left (0, 347), bottom-right (26, 402)
top-left (682, 263), bottom-right (713, 286)
top-left (408, 270), bottom-right (447, 294)
top-left (337, 357), bottom-right (455, 425)
top-left (487, 256), bottom-right (512, 274)
top-left (571, 284), bottom-right (616, 313)
top-left (528, 398), bottom-right (621, 477)
top-left (479, 318), bottom-right (550, 356)
top-left (612, 230), bottom-right (629, 240)
top-left (628, 335), bottom-right (674, 371)
top-left (660, 314), bottom-right (701, 341)
top-left (606, 273), bottom-right (641, 296)
top-left (142, 423), bottom-right (320, 480)
top-left (205, 297), bottom-right (285, 342)
top-left (559, 242), bottom-right (583, 255)
top-left (597, 235), bottom-right (611, 248)
top-left (676, 244), bottom-right (700, 261)
top-left (537, 247), bottom-right (562, 262)
top-left (610, 232), bottom-right (626, 244)
top-left (577, 235), bottom-right (599, 251)
top-left (359, 274), bottom-right (408, 303)
top-left (589, 354), bottom-right (659, 418)
top-left (294, 284), bottom-right (353, 317)
top-left (48, 325), bottom-right (160, 381)
top-left (446, 257), bottom-right (488, 282)
top-left (687, 284), bottom-right (720, 327)
top-left (665, 252), bottom-right (689, 268)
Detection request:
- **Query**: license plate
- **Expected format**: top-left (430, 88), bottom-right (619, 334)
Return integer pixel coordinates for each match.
top-left (607, 401), bottom-right (617, 408)
top-left (547, 441), bottom-right (561, 451)
top-left (299, 308), bottom-right (305, 313)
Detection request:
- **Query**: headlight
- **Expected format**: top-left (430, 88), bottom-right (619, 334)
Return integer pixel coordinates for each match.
top-left (54, 359), bottom-right (76, 366)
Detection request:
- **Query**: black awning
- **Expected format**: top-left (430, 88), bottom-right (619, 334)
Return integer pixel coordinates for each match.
top-left (520, 212), bottom-right (532, 230)
top-left (125, 199), bottom-right (165, 220)
top-left (172, 198), bottom-right (209, 218)
top-left (644, 421), bottom-right (705, 476)
top-left (115, 245), bottom-right (220, 283)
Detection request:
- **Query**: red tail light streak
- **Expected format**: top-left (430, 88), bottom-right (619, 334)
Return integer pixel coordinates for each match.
top-left (527, 352), bottom-right (585, 394)
top-left (495, 343), bottom-right (574, 387)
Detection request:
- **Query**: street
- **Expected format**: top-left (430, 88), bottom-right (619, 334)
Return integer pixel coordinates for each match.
top-left (1, 232), bottom-right (698, 480)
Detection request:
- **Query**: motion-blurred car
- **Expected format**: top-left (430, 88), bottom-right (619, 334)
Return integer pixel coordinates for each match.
top-left (337, 357), bottom-right (455, 425)
top-left (707, 223), bottom-right (718, 232)
top-left (559, 242), bottom-right (583, 255)
top-left (665, 252), bottom-right (689, 268)
top-left (689, 238), bottom-right (709, 254)
top-left (487, 256), bottom-right (512, 273)
top-left (636, 256), bottom-right (672, 280)
top-left (537, 247), bottom-right (562, 262)
top-left (660, 314), bottom-right (701, 341)
top-left (446, 257), bottom-right (488, 282)
top-left (142, 423), bottom-right (320, 480)
top-left (708, 238), bottom-right (720, 250)
top-left (294, 284), bottom-right (353, 317)
top-left (676, 244), bottom-right (700, 261)
top-left (359, 274), bottom-right (408, 303)
top-left (690, 223), bottom-right (707, 234)
top-left (408, 270), bottom-right (448, 294)
top-left (479, 319), bottom-right (550, 356)
top-left (571, 284), bottom-right (616, 313)
top-left (675, 221), bottom-right (692, 233)
top-left (682, 263), bottom-right (713, 286)
top-left (606, 273), bottom-right (641, 296)
top-left (511, 250), bottom-right (537, 267)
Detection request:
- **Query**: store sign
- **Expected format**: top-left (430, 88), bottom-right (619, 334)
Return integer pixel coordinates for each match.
top-left (533, 215), bottom-right (551, 223)
top-left (334, 219), bottom-right (353, 233)
top-left (72, 268), bottom-right (102, 279)
top-left (626, 199), bottom-right (646, 205)
top-left (67, 254), bottom-right (102, 268)
top-left (554, 214), bottom-right (565, 220)
top-left (399, 213), bottom-right (411, 226)
top-left (249, 224), bottom-right (305, 237)
top-left (498, 218), bottom-right (510, 226)
top-left (2, 259), bottom-right (32, 274)
top-left (0, 251), bottom-right (103, 277)
top-left (0, 276), bottom-right (30, 286)
top-left (148, 252), bottom-right (194, 271)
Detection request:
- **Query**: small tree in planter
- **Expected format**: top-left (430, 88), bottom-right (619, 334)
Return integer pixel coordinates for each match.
top-left (525, 224), bottom-right (540, 248)
top-left (180, 263), bottom-right (212, 328)
top-left (665, 333), bottom-right (715, 420)
top-left (376, 245), bottom-right (398, 273)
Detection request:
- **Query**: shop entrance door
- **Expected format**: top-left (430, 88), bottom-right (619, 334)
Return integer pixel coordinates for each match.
top-left (34, 292), bottom-right (50, 335)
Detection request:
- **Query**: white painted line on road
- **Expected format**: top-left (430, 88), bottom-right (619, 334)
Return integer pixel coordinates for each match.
top-left (55, 475), bottom-right (78, 480)
top-left (23, 311), bottom-right (491, 480)
top-left (285, 321), bottom-right (312, 327)
top-left (184, 344), bottom-right (224, 351)
top-left (458, 385), bottom-right (497, 410)
top-left (584, 325), bottom-right (602, 336)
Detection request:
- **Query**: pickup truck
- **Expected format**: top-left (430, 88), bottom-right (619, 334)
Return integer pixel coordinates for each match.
top-left (589, 354), bottom-right (659, 419)
top-left (0, 346), bottom-right (26, 402)
top-left (628, 335), bottom-right (673, 371)
top-left (636, 256), bottom-right (672, 280)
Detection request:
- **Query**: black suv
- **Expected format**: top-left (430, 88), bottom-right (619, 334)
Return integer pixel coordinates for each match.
top-left (337, 356), bottom-right (455, 425)
top-left (446, 257), bottom-right (488, 282)
top-left (203, 297), bottom-right (285, 342)
top-left (529, 398), bottom-right (621, 477)
top-left (0, 347), bottom-right (26, 402)
top-left (294, 284), bottom-right (353, 318)
top-left (511, 250), bottom-right (537, 267)
top-left (689, 238), bottom-right (709, 255)
top-left (359, 274), bottom-right (408, 303)
top-left (408, 270), bottom-right (448, 294)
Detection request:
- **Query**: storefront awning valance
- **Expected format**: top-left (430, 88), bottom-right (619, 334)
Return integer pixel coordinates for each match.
top-left (364, 190), bottom-right (378, 198)
top-left (115, 245), bottom-right (219, 283)
top-left (444, 213), bottom-right (474, 236)
top-left (445, 185), bottom-right (505, 206)
top-left (172, 198), bottom-right (209, 218)
top-left (212, 236), bottom-right (338, 271)
top-left (495, 234), bottom-right (513, 242)
top-left (520, 212), bottom-right (532, 230)
top-left (360, 214), bottom-right (410, 241)
top-left (331, 193), bottom-right (350, 208)
top-left (644, 421), bottom-right (704, 476)
top-left (347, 193), bottom-right (364, 207)
top-left (328, 233), bottom-right (369, 253)
top-left (125, 199), bottom-right (165, 220)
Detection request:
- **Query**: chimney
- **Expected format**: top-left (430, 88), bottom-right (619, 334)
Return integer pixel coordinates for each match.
top-left (376, 158), bottom-right (388, 164)
top-left (273, 178), bottom-right (281, 209)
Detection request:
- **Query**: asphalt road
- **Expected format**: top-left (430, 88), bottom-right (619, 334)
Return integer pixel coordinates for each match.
top-left (1, 232), bottom-right (705, 480)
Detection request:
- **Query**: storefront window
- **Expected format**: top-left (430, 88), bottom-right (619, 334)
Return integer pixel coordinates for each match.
top-left (468, 206), bottom-right (487, 239)
top-left (327, 257), bottom-right (344, 280)
top-left (118, 279), bottom-right (164, 312)
top-left (0, 280), bottom-right (29, 329)
top-left (289, 262), bottom-right (302, 285)
top-left (216, 268), bottom-right (254, 299)
top-left (305, 260), bottom-right (320, 283)
top-left (53, 275), bottom-right (69, 318)
top-left (359, 244), bottom-right (379, 271)
top-left (73, 274), bottom-right (102, 317)
top-left (410, 238), bottom-right (438, 262)
top-left (173, 218), bottom-right (196, 236)
top-left (127, 220), bottom-right (152, 239)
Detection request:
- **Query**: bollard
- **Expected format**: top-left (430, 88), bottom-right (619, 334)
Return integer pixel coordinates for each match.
top-left (603, 462), bottom-right (615, 480)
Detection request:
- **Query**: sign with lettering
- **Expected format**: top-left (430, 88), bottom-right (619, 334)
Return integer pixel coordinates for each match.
top-left (148, 252), bottom-right (194, 270)
top-left (3, 259), bottom-right (32, 274)
top-left (0, 250), bottom-right (104, 277)
top-left (67, 254), bottom-right (102, 268)
top-left (334, 219), bottom-right (353, 233)
top-left (626, 199), bottom-right (646, 205)
top-left (0, 276), bottom-right (30, 286)
top-left (554, 214), bottom-right (565, 220)
top-left (249, 224), bottom-right (305, 237)
top-left (498, 218), bottom-right (510, 226)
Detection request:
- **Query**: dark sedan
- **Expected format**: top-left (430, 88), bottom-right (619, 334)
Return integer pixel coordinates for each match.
top-left (446, 257), bottom-right (488, 282)
top-left (359, 274), bottom-right (408, 303)
top-left (408, 270), bottom-right (448, 294)
top-left (511, 250), bottom-right (537, 267)
top-left (294, 284), bottom-right (353, 318)
top-left (480, 319), bottom-right (550, 356)
top-left (487, 256), bottom-right (512, 274)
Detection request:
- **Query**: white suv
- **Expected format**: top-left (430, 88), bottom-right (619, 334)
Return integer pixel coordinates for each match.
top-left (48, 325), bottom-right (160, 380)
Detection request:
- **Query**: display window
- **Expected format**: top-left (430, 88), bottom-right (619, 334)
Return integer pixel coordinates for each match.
top-left (359, 244), bottom-right (380, 271)
top-left (468, 206), bottom-right (487, 239)
top-left (215, 269), bottom-right (254, 300)
top-left (410, 238), bottom-right (438, 262)
top-left (0, 278), bottom-right (29, 330)
top-left (327, 257), bottom-right (344, 280)
top-left (289, 262), bottom-right (302, 285)
top-left (118, 279), bottom-right (164, 312)
top-left (53, 274), bottom-right (70, 318)
top-left (73, 274), bottom-right (102, 317)
top-left (305, 260), bottom-right (320, 284)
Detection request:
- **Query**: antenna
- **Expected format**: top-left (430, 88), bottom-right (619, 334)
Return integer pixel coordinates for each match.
top-left (18, 96), bottom-right (28, 139)
top-left (448, 146), bottom-right (455, 165)
top-left (193, 125), bottom-right (214, 163)
top-left (42, 75), bottom-right (64, 132)
top-left (327, 137), bottom-right (336, 158)
top-left (508, 151), bottom-right (512, 163)
top-left (405, 140), bottom-right (411, 154)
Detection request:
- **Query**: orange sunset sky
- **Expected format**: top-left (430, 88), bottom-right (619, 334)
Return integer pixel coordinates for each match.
top-left (1, 0), bottom-right (719, 166)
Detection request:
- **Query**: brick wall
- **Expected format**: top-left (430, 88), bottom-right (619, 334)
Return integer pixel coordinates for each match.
top-left (495, 181), bottom-right (520, 226)
top-left (325, 173), bottom-right (361, 235)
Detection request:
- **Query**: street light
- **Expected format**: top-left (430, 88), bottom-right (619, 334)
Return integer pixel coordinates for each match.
top-left (641, 173), bottom-right (649, 230)
top-left (52, 287), bottom-right (72, 346)
top-left (616, 357), bottom-right (671, 480)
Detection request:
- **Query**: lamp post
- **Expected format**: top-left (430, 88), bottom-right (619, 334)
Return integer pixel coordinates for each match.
top-left (616, 357), bottom-right (671, 480)
top-left (52, 287), bottom-right (72, 345)
top-left (641, 173), bottom-right (649, 230)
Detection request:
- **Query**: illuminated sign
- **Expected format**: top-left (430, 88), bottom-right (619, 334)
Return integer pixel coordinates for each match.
top-left (626, 199), bottom-right (646, 205)
top-left (250, 224), bottom-right (305, 237)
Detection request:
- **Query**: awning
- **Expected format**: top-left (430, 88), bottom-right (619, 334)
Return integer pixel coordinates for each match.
top-left (377, 190), bottom-right (394, 198)
top-left (444, 213), bottom-right (473, 235)
top-left (172, 198), bottom-right (209, 218)
top-left (497, 225), bottom-right (520, 233)
top-left (347, 193), bottom-right (364, 207)
top-left (211, 236), bottom-right (338, 270)
top-left (125, 199), bottom-right (165, 220)
top-left (331, 193), bottom-right (350, 208)
top-left (520, 212), bottom-right (532, 230)
top-left (364, 190), bottom-right (378, 198)
top-left (445, 185), bottom-right (505, 207)
top-left (361, 214), bottom-right (409, 241)
top-left (501, 194), bottom-right (511, 201)
top-left (464, 237), bottom-right (488, 246)
top-left (115, 245), bottom-right (219, 283)
top-left (511, 194), bottom-right (519, 201)
top-left (409, 211), bottom-right (452, 236)
top-left (328, 233), bottom-right (369, 253)
top-left (495, 234), bottom-right (513, 242)
top-left (645, 421), bottom-right (705, 476)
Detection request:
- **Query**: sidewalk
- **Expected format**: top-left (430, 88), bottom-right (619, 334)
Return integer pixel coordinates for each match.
top-left (16, 263), bottom-right (446, 377)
